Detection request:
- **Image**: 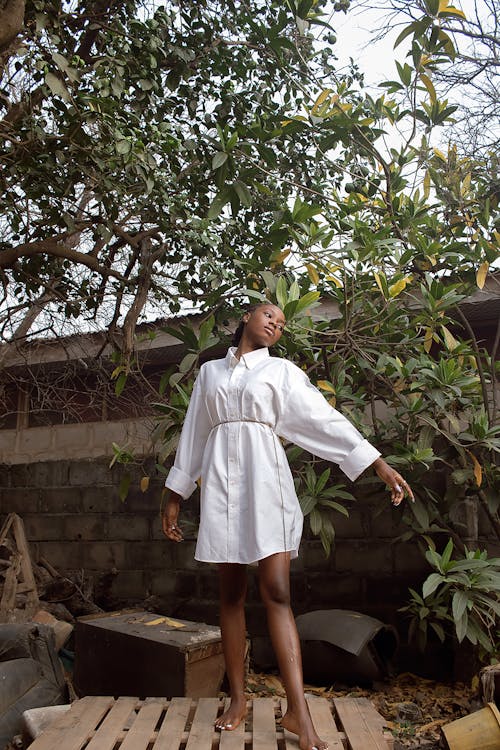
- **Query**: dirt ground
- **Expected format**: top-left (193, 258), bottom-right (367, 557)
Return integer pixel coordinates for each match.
top-left (244, 670), bottom-right (481, 749)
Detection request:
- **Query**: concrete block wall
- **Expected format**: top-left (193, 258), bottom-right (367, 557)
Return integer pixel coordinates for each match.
top-left (1, 458), bottom-right (430, 631)
top-left (2, 457), bottom-right (498, 662)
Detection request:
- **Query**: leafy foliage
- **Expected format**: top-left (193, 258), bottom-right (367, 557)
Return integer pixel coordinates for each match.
top-left (401, 539), bottom-right (500, 655)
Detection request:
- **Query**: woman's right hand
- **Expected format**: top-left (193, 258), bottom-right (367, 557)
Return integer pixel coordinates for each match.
top-left (162, 492), bottom-right (183, 541)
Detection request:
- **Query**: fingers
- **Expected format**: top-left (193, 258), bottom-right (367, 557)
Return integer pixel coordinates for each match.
top-left (162, 518), bottom-right (183, 541)
top-left (390, 475), bottom-right (414, 506)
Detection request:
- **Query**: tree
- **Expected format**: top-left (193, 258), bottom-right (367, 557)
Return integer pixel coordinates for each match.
top-left (349, 0), bottom-right (500, 155)
top-left (0, 0), bottom-right (346, 366)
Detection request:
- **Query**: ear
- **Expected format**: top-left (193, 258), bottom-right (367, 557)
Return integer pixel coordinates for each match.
top-left (243, 313), bottom-right (250, 323)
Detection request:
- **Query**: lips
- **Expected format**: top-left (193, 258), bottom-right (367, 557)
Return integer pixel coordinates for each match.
top-left (264, 327), bottom-right (275, 336)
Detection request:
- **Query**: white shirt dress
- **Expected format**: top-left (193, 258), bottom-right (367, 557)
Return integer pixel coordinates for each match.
top-left (165, 347), bottom-right (380, 564)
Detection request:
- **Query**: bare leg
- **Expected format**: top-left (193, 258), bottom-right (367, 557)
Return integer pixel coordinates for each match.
top-left (215, 563), bottom-right (248, 731)
top-left (258, 553), bottom-right (327, 750)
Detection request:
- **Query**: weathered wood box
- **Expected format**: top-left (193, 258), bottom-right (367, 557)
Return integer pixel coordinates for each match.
top-left (74, 610), bottom-right (225, 699)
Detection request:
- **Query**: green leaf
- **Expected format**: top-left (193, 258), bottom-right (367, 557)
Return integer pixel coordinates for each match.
top-left (233, 180), bottom-right (252, 207)
top-left (300, 494), bottom-right (317, 515)
top-left (45, 71), bottom-right (70, 101)
top-left (276, 276), bottom-right (288, 309)
top-left (207, 189), bottom-right (231, 219)
top-left (115, 371), bottom-right (127, 396)
top-left (118, 473), bottom-right (131, 502)
top-left (309, 508), bottom-right (323, 535)
top-left (212, 151), bottom-right (228, 170)
top-left (422, 572), bottom-right (445, 598)
top-left (452, 590), bottom-right (469, 623)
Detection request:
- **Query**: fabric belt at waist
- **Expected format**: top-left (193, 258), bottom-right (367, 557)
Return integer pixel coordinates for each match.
top-left (211, 419), bottom-right (274, 432)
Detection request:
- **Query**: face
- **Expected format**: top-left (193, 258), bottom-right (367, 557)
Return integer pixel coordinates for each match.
top-left (242, 304), bottom-right (286, 348)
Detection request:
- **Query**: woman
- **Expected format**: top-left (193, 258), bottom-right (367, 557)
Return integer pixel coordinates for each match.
top-left (162, 302), bottom-right (413, 750)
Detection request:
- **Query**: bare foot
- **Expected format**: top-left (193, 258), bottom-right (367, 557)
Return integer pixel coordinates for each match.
top-left (215, 697), bottom-right (247, 731)
top-left (281, 710), bottom-right (328, 750)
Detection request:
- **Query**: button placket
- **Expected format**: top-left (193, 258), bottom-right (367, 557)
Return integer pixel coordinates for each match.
top-left (226, 362), bottom-right (243, 559)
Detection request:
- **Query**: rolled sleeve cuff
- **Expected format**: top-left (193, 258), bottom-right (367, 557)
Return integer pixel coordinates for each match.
top-left (164, 466), bottom-right (198, 499)
top-left (338, 439), bottom-right (381, 482)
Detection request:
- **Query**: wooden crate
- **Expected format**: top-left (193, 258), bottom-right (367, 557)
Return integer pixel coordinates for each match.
top-left (27, 695), bottom-right (393, 749)
top-left (74, 611), bottom-right (225, 699)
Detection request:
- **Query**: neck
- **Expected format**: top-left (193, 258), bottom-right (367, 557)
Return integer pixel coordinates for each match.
top-left (235, 340), bottom-right (265, 358)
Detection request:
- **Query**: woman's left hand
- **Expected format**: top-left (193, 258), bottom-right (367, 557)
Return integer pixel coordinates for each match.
top-left (371, 458), bottom-right (414, 506)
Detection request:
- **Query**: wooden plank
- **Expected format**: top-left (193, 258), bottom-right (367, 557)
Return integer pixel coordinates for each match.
top-left (119, 698), bottom-right (165, 750)
top-left (28, 696), bottom-right (114, 750)
top-left (334, 697), bottom-right (390, 750)
top-left (12, 514), bottom-right (39, 610)
top-left (85, 697), bottom-right (138, 750)
top-left (0, 552), bottom-right (21, 618)
top-left (279, 699), bottom-right (299, 750)
top-left (219, 697), bottom-right (246, 750)
top-left (153, 697), bottom-right (192, 750)
top-left (252, 697), bottom-right (278, 750)
top-left (185, 697), bottom-right (220, 750)
top-left (306, 697), bottom-right (346, 750)
top-left (279, 697), bottom-right (345, 750)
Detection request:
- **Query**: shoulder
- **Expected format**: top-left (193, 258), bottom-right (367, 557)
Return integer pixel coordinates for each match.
top-left (268, 356), bottom-right (309, 385)
top-left (199, 356), bottom-right (227, 378)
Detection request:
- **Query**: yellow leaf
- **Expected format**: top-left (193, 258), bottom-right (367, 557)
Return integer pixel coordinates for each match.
top-left (373, 271), bottom-right (385, 296)
top-left (441, 325), bottom-right (459, 351)
top-left (424, 327), bottom-right (433, 353)
top-left (423, 170), bottom-right (431, 199)
top-left (270, 248), bottom-right (291, 267)
top-left (439, 4), bottom-right (467, 19)
top-left (438, 0), bottom-right (450, 10)
top-left (306, 263), bottom-right (320, 285)
top-left (433, 147), bottom-right (447, 162)
top-left (493, 230), bottom-right (500, 245)
top-left (328, 396), bottom-right (336, 407)
top-left (476, 261), bottom-right (489, 289)
top-left (317, 380), bottom-right (335, 394)
top-left (311, 88), bottom-right (333, 115)
top-left (389, 276), bottom-right (412, 298)
top-left (326, 274), bottom-right (343, 288)
top-left (466, 450), bottom-right (482, 487)
top-left (461, 173), bottom-right (471, 196)
top-left (420, 73), bottom-right (436, 103)
top-left (140, 476), bottom-right (150, 493)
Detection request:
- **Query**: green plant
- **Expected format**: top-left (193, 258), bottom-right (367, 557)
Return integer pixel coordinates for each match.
top-left (294, 457), bottom-right (355, 556)
top-left (401, 539), bottom-right (500, 655)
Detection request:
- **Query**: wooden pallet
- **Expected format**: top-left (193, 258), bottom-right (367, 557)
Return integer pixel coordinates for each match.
top-left (27, 695), bottom-right (393, 749)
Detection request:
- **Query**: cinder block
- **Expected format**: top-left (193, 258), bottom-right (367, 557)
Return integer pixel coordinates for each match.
top-left (64, 514), bottom-right (108, 541)
top-left (173, 541), bottom-right (204, 571)
top-left (81, 487), bottom-right (121, 513)
top-left (335, 540), bottom-right (393, 574)
top-left (37, 541), bottom-right (85, 570)
top-left (1, 487), bottom-right (40, 513)
top-left (108, 514), bottom-right (150, 541)
top-left (392, 542), bottom-right (426, 574)
top-left (23, 513), bottom-right (66, 541)
top-left (149, 569), bottom-right (179, 598)
top-left (69, 460), bottom-right (113, 487)
top-left (330, 508), bottom-right (367, 538)
top-left (40, 487), bottom-right (82, 513)
top-left (301, 541), bottom-right (334, 571)
top-left (369, 504), bottom-right (402, 538)
top-left (125, 540), bottom-right (176, 569)
top-left (110, 570), bottom-right (148, 599)
top-left (81, 541), bottom-right (127, 570)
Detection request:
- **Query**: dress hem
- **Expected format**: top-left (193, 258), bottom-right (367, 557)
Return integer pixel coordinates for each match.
top-left (194, 546), bottom-right (299, 565)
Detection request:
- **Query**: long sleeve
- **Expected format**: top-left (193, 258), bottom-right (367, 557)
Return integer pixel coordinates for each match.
top-left (276, 363), bottom-right (380, 481)
top-left (164, 367), bottom-right (212, 499)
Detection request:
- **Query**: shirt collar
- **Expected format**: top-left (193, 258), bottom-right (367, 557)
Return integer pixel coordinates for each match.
top-left (226, 346), bottom-right (270, 369)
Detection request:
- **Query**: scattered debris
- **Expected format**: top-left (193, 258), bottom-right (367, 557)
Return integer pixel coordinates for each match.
top-left (245, 670), bottom-right (483, 749)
